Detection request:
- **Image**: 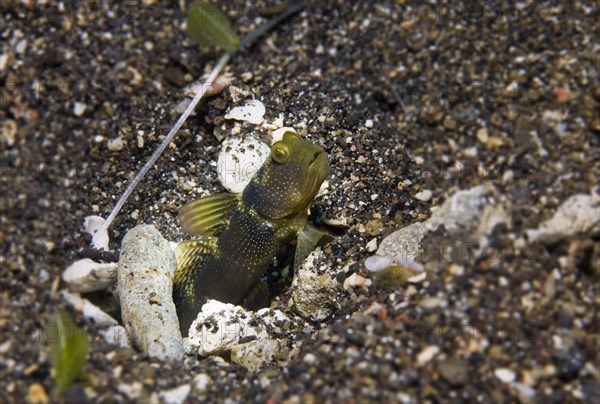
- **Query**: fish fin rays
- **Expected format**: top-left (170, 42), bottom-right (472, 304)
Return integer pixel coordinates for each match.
top-left (178, 193), bottom-right (241, 236)
top-left (173, 237), bottom-right (218, 297)
top-left (294, 224), bottom-right (335, 269)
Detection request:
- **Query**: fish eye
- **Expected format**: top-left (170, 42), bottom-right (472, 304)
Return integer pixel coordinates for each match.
top-left (271, 143), bottom-right (290, 164)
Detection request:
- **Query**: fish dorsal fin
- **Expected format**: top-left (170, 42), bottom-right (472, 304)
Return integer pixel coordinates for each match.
top-left (174, 237), bottom-right (218, 297)
top-left (294, 224), bottom-right (336, 269)
top-left (178, 192), bottom-right (241, 236)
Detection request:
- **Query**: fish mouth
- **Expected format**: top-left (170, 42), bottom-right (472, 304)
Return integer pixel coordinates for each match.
top-left (309, 150), bottom-right (329, 178)
top-left (305, 150), bottom-right (329, 193)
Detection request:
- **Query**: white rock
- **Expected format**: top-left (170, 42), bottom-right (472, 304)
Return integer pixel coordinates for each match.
top-left (230, 339), bottom-right (283, 371)
top-left (73, 102), bottom-right (86, 116)
top-left (290, 250), bottom-right (340, 322)
top-left (0, 53), bottom-right (9, 73)
top-left (303, 353), bottom-right (317, 364)
top-left (366, 238), bottom-right (378, 252)
top-left (272, 113), bottom-right (284, 128)
top-left (193, 374), bottom-right (211, 393)
top-left (364, 255), bottom-right (424, 273)
top-left (107, 136), bottom-right (125, 151)
top-left (408, 272), bottom-right (427, 283)
top-left (117, 382), bottom-right (144, 400)
top-left (224, 99), bottom-right (265, 124)
top-left (159, 384), bottom-right (191, 404)
top-left (100, 325), bottom-right (130, 348)
top-left (84, 215), bottom-right (109, 251)
top-left (416, 345), bottom-right (439, 365)
top-left (118, 225), bottom-right (184, 361)
top-left (419, 296), bottom-right (445, 309)
top-left (526, 193), bottom-right (600, 244)
top-left (186, 300), bottom-right (288, 357)
top-left (61, 290), bottom-right (118, 328)
top-left (378, 184), bottom-right (510, 261)
top-left (415, 189), bottom-right (433, 202)
top-left (62, 259), bottom-right (117, 293)
top-left (509, 382), bottom-right (536, 400)
top-left (343, 273), bottom-right (372, 290)
top-left (271, 127), bottom-right (297, 144)
top-left (228, 86), bottom-right (250, 103)
top-left (364, 255), bottom-right (395, 272)
top-left (494, 368), bottom-right (516, 383)
top-left (117, 382), bottom-right (143, 400)
top-left (216, 136), bottom-right (270, 193)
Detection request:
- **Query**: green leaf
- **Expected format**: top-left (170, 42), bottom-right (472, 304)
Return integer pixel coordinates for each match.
top-left (187, 1), bottom-right (239, 52)
top-left (48, 310), bottom-right (90, 397)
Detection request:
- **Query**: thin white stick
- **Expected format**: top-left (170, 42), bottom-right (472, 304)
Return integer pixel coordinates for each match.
top-left (97, 52), bottom-right (231, 237)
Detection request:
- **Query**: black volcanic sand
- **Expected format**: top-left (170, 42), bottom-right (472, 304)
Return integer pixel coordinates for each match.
top-left (1, 1), bottom-right (599, 402)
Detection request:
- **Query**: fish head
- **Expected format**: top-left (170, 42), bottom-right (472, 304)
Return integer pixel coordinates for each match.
top-left (243, 131), bottom-right (329, 219)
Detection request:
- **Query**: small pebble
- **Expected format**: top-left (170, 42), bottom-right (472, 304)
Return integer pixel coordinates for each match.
top-left (366, 238), bottom-right (378, 252)
top-left (224, 99), bottom-right (265, 124)
top-left (364, 255), bottom-right (395, 272)
top-left (0, 53), bottom-right (9, 73)
top-left (15, 39), bottom-right (27, 54)
top-left (495, 368), bottom-right (516, 383)
top-left (107, 137), bottom-right (125, 151)
top-left (194, 374), bottom-right (211, 393)
top-left (73, 102), bottom-right (87, 117)
top-left (417, 346), bottom-right (439, 366)
top-left (27, 383), bottom-right (48, 404)
top-left (1, 119), bottom-right (17, 146)
top-left (365, 119), bottom-right (374, 128)
top-left (159, 384), bottom-right (191, 404)
top-left (343, 273), bottom-right (371, 290)
top-left (304, 353), bottom-right (317, 364)
top-left (415, 189), bottom-right (433, 202)
top-left (476, 127), bottom-right (488, 143)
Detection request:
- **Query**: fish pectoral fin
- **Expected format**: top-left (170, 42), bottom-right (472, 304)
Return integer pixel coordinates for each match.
top-left (242, 281), bottom-right (270, 310)
top-left (174, 237), bottom-right (218, 294)
top-left (178, 192), bottom-right (241, 236)
top-left (294, 224), bottom-right (336, 269)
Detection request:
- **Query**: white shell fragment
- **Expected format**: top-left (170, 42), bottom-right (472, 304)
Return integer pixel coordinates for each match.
top-left (159, 384), bottom-right (191, 404)
top-left (62, 259), bottom-right (118, 293)
top-left (84, 215), bottom-right (109, 251)
top-left (186, 300), bottom-right (268, 356)
top-left (494, 368), bottom-right (517, 383)
top-left (526, 193), bottom-right (600, 244)
top-left (118, 225), bottom-right (184, 361)
top-left (271, 127), bottom-right (297, 144)
top-left (224, 99), bottom-right (265, 124)
top-left (186, 300), bottom-right (289, 358)
top-left (364, 255), bottom-right (424, 273)
top-left (416, 345), bottom-right (440, 365)
top-left (61, 290), bottom-right (118, 328)
top-left (184, 73), bottom-right (233, 98)
top-left (217, 136), bottom-right (271, 193)
top-left (100, 325), bottom-right (131, 348)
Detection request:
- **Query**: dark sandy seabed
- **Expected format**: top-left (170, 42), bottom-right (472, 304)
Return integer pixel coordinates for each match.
top-left (1, 0), bottom-right (599, 402)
